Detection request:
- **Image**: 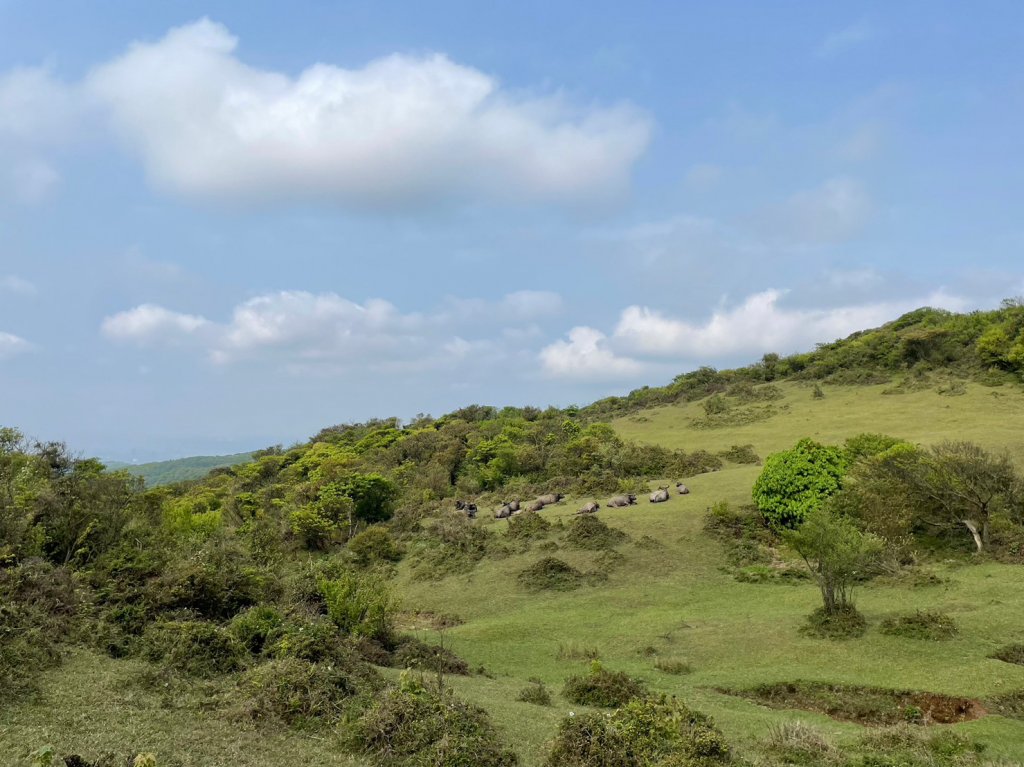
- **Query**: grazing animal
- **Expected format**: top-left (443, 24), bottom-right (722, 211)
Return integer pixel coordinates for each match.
top-left (537, 493), bottom-right (565, 506)
top-left (649, 487), bottom-right (670, 503)
top-left (676, 483), bottom-right (690, 495)
top-left (455, 500), bottom-right (467, 511)
top-left (527, 499), bottom-right (546, 512)
top-left (464, 502), bottom-right (478, 519)
top-left (577, 501), bottom-right (600, 515)
top-left (607, 494), bottom-right (638, 508)
top-left (495, 503), bottom-right (513, 519)
top-left (508, 500), bottom-right (521, 512)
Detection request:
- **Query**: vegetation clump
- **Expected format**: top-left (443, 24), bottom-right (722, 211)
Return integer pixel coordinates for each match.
top-left (562, 662), bottom-right (646, 707)
top-left (142, 619), bottom-right (247, 677)
top-left (545, 695), bottom-right (731, 767)
top-left (800, 605), bottom-right (868, 640)
top-left (516, 678), bottom-right (552, 706)
top-left (753, 439), bottom-right (848, 528)
top-left (518, 557), bottom-right (587, 591)
top-left (718, 443), bottom-right (761, 464)
top-left (879, 611), bottom-right (959, 641)
top-left (563, 515), bottom-right (628, 550)
top-left (990, 643), bottom-right (1024, 665)
top-left (505, 510), bottom-right (552, 541)
top-left (237, 657), bottom-right (375, 727)
top-left (347, 525), bottom-right (402, 567)
top-left (391, 636), bottom-right (470, 676)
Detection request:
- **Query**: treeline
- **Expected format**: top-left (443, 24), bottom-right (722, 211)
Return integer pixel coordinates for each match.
top-left (583, 299), bottom-right (1024, 419)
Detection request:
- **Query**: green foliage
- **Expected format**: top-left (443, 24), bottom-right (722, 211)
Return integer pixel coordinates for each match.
top-left (753, 439), bottom-right (848, 528)
top-left (320, 571), bottom-right (397, 642)
top-left (348, 680), bottom-right (519, 767)
top-left (142, 619), bottom-right (247, 677)
top-left (229, 605), bottom-right (285, 654)
top-left (265, 616), bottom-right (354, 665)
top-left (152, 539), bottom-right (271, 619)
top-left (516, 678), bottom-right (552, 706)
top-left (800, 604), bottom-right (868, 640)
top-left (392, 636), bottom-right (469, 675)
top-left (561, 662), bottom-right (646, 707)
top-left (237, 657), bottom-right (372, 727)
top-left (347, 525), bottom-right (402, 567)
top-left (718, 443), bottom-right (760, 464)
top-left (563, 515), bottom-right (628, 550)
top-left (110, 452), bottom-right (253, 487)
top-left (288, 508), bottom-right (337, 550)
top-left (879, 610), bottom-right (959, 641)
top-left (505, 511), bottom-right (552, 541)
top-left (990, 643), bottom-right (1024, 665)
top-left (517, 557), bottom-right (586, 591)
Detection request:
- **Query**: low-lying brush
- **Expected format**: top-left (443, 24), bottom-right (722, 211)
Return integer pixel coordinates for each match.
top-left (410, 515), bottom-right (493, 580)
top-left (347, 676), bottom-right (519, 766)
top-left (236, 657), bottom-right (373, 727)
top-left (391, 636), bottom-right (470, 675)
top-left (505, 511), bottom-right (552, 542)
top-left (563, 515), bottom-right (628, 550)
top-left (990, 643), bottom-right (1024, 665)
top-left (562, 662), bottom-right (646, 707)
top-left (516, 678), bottom-right (552, 706)
top-left (800, 605), bottom-right (867, 640)
top-left (545, 695), bottom-right (731, 767)
top-left (653, 657), bottom-right (692, 675)
top-left (518, 557), bottom-right (586, 591)
top-left (142, 619), bottom-right (247, 677)
top-left (880, 610), bottom-right (959, 641)
top-left (556, 642), bottom-right (600, 661)
top-left (718, 443), bottom-right (761, 464)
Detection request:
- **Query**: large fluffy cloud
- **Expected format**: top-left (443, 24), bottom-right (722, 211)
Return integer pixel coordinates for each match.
top-left (541, 288), bottom-right (968, 379)
top-left (101, 289), bottom-right (559, 370)
top-left (83, 19), bottom-right (651, 208)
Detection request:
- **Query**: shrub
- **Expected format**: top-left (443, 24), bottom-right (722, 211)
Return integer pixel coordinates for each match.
top-left (753, 438), bottom-right (847, 528)
top-left (800, 605), bottom-right (868, 640)
top-left (556, 642), bottom-right (600, 661)
top-left (518, 557), bottom-right (585, 591)
top-left (718, 444), bottom-right (761, 465)
top-left (348, 678), bottom-right (519, 767)
top-left (289, 508), bottom-right (337, 550)
top-left (880, 610), bottom-right (959, 641)
top-left (517, 679), bottom-right (552, 706)
top-left (391, 636), bottom-right (470, 675)
top-left (229, 605), bottom-right (284, 654)
top-left (544, 695), bottom-right (731, 767)
top-left (266, 616), bottom-right (357, 665)
top-left (237, 657), bottom-right (370, 727)
top-left (142, 620), bottom-right (247, 676)
top-left (505, 511), bottom-right (551, 541)
top-left (347, 526), bottom-right (402, 567)
top-left (411, 515), bottom-right (492, 580)
top-left (653, 658), bottom-right (692, 675)
top-left (990, 643), bottom-right (1024, 665)
top-left (152, 542), bottom-right (271, 619)
top-left (761, 721), bottom-right (837, 765)
top-left (320, 570), bottom-right (397, 643)
top-left (563, 516), bottom-right (628, 550)
top-left (562, 662), bottom-right (646, 707)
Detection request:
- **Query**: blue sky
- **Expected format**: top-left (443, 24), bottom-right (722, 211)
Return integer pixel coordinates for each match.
top-left (1, 1), bottom-right (1022, 461)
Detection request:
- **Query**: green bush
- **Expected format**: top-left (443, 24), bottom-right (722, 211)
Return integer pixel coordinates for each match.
top-left (391, 636), bottom-right (470, 675)
top-left (517, 679), bottom-right (552, 706)
top-left (753, 438), bottom-right (847, 528)
top-left (990, 643), bottom-right (1024, 665)
top-left (879, 610), bottom-right (959, 641)
top-left (718, 444), bottom-right (761, 464)
top-left (347, 526), bottom-right (402, 567)
top-left (289, 508), bottom-right (337, 550)
top-left (348, 678), bottom-right (519, 767)
top-left (237, 657), bottom-right (372, 727)
top-left (505, 511), bottom-right (552, 541)
top-left (153, 542), bottom-right (272, 620)
top-left (229, 605), bottom-right (284, 654)
top-left (266, 616), bottom-right (355, 665)
top-left (564, 515), bottom-right (628, 550)
top-left (320, 571), bottom-right (397, 643)
top-left (518, 557), bottom-right (586, 591)
top-left (800, 605), bottom-right (868, 640)
top-left (142, 619), bottom-right (247, 676)
top-left (562, 662), bottom-right (646, 708)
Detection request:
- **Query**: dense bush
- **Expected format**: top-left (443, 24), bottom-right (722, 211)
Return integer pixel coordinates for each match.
top-left (391, 636), bottom-right (470, 676)
top-left (517, 678), bottom-right (552, 706)
top-left (990, 643), bottom-right (1024, 665)
top-left (564, 515), bottom-right (628, 550)
top-left (562, 662), bottom-right (646, 707)
top-left (801, 605), bottom-right (868, 640)
top-left (518, 557), bottom-right (586, 591)
top-left (266, 616), bottom-right (356, 665)
top-left (347, 525), bottom-right (402, 567)
top-left (320, 571), bottom-right (397, 643)
top-left (142, 619), bottom-right (247, 676)
top-left (236, 657), bottom-right (372, 727)
top-left (229, 605), bottom-right (284, 654)
top-left (753, 439), bottom-right (848, 528)
top-left (505, 511), bottom-right (552, 541)
top-left (348, 677), bottom-right (519, 767)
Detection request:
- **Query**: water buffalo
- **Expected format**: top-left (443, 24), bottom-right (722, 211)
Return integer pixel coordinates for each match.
top-left (577, 501), bottom-right (600, 515)
top-left (464, 502), bottom-right (478, 519)
top-left (649, 487), bottom-right (670, 503)
top-left (537, 493), bottom-right (565, 506)
top-left (508, 500), bottom-right (521, 512)
top-left (607, 494), bottom-right (638, 508)
top-left (527, 499), bottom-right (546, 512)
top-left (495, 503), bottom-right (514, 519)
top-left (455, 500), bottom-right (467, 510)
top-left (676, 483), bottom-right (690, 495)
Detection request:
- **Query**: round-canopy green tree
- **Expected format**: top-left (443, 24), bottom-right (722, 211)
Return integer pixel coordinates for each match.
top-left (752, 438), bottom-right (847, 528)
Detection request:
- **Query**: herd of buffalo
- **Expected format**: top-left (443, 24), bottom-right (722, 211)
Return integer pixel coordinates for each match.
top-left (455, 482), bottom-right (691, 520)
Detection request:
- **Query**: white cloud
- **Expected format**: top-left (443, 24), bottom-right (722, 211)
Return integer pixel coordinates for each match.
top-left (760, 177), bottom-right (872, 245)
top-left (500, 290), bottom-right (564, 316)
top-left (539, 326), bottom-right (643, 379)
top-left (816, 21), bottom-right (876, 58)
top-left (0, 332), bottom-right (32, 359)
top-left (0, 275), bottom-right (37, 296)
top-left (612, 288), bottom-right (968, 359)
top-left (101, 304), bottom-right (209, 344)
top-left (85, 19), bottom-right (651, 208)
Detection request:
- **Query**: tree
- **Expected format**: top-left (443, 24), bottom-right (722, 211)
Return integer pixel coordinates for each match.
top-left (336, 473), bottom-right (398, 535)
top-left (752, 438), bottom-right (848, 528)
top-left (784, 506), bottom-right (881, 615)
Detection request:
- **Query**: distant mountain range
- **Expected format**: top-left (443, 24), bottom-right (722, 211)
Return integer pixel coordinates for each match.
top-left (106, 452), bottom-right (254, 486)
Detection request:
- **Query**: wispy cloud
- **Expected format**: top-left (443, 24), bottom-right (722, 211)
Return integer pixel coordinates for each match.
top-left (0, 331), bottom-right (32, 359)
top-left (0, 275), bottom-right (37, 296)
top-left (816, 21), bottom-right (876, 58)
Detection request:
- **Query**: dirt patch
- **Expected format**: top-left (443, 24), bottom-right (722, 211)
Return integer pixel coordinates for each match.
top-left (722, 681), bottom-right (985, 726)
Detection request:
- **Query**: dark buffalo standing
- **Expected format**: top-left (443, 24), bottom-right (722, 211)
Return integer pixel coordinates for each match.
top-left (577, 501), bottom-right (600, 515)
top-left (607, 494), bottom-right (638, 508)
top-left (676, 483), bottom-right (690, 495)
top-left (649, 487), bottom-right (670, 503)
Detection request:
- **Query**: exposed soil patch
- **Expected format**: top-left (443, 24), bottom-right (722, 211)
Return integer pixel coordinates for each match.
top-left (722, 681), bottom-right (985, 726)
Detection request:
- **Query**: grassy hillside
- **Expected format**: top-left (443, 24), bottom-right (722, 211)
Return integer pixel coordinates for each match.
top-left (108, 452), bottom-right (254, 486)
top-left (5, 305), bottom-right (1024, 766)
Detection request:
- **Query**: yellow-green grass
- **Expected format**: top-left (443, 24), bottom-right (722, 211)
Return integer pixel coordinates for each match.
top-left (612, 381), bottom-right (1024, 465)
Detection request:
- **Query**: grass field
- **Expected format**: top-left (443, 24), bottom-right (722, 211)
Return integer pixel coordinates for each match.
top-left (4, 382), bottom-right (1024, 765)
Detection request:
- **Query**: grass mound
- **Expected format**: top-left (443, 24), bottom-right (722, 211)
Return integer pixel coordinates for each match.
top-left (545, 695), bottom-right (731, 767)
top-left (562, 663), bottom-right (646, 707)
top-left (517, 557), bottom-right (586, 591)
top-left (880, 610), bottom-right (959, 641)
top-left (237, 657), bottom-right (374, 727)
top-left (505, 511), bottom-right (552, 541)
top-left (142, 619), bottom-right (247, 677)
top-left (563, 515), bottom-right (628, 550)
top-left (391, 636), bottom-right (470, 676)
top-left (653, 657), bottom-right (692, 675)
top-left (348, 678), bottom-right (519, 767)
top-left (985, 689), bottom-right (1024, 720)
top-left (516, 678), bottom-right (552, 706)
top-left (990, 643), bottom-right (1024, 665)
top-left (410, 515), bottom-right (492, 580)
top-left (800, 605), bottom-right (867, 640)
top-left (718, 443), bottom-right (761, 464)
top-left (732, 681), bottom-right (983, 725)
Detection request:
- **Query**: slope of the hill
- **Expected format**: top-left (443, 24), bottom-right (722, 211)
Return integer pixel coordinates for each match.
top-left (107, 452), bottom-right (254, 486)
